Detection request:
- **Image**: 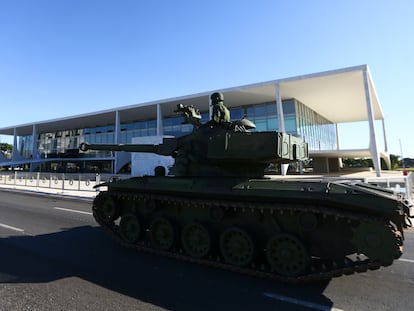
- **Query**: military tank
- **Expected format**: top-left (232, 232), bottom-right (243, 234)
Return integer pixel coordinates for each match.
top-left (80, 93), bottom-right (413, 282)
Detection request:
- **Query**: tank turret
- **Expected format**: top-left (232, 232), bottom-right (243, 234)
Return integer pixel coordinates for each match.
top-left (80, 105), bottom-right (308, 177)
top-left (79, 93), bottom-right (412, 283)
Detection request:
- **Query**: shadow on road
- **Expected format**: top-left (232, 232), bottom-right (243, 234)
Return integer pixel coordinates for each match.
top-left (0, 226), bottom-right (333, 310)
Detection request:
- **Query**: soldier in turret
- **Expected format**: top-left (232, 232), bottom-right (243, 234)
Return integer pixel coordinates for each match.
top-left (210, 92), bottom-right (230, 125)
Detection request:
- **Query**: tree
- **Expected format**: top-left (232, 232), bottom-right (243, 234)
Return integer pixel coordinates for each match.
top-left (343, 154), bottom-right (401, 170)
top-left (389, 154), bottom-right (401, 170)
top-left (0, 143), bottom-right (12, 154)
top-left (342, 157), bottom-right (372, 168)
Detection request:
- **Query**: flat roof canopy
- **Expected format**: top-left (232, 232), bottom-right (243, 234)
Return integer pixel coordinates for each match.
top-left (0, 64), bottom-right (383, 136)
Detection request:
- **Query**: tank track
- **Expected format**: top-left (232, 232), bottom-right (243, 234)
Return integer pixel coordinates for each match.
top-left (94, 191), bottom-right (403, 283)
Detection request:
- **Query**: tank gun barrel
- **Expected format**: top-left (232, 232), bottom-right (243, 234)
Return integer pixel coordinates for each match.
top-left (79, 138), bottom-right (178, 156)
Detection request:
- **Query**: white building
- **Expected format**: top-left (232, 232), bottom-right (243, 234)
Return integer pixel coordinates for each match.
top-left (0, 65), bottom-right (389, 176)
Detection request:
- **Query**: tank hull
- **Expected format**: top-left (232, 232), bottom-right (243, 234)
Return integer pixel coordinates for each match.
top-left (92, 176), bottom-right (409, 282)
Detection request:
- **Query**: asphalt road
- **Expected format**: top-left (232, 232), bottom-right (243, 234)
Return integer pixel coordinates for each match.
top-left (0, 189), bottom-right (413, 311)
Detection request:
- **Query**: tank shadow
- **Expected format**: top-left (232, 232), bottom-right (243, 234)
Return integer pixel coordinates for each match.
top-left (0, 226), bottom-right (334, 310)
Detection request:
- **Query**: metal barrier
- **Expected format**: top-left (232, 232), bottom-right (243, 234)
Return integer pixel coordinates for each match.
top-left (365, 172), bottom-right (413, 202)
top-left (405, 172), bottom-right (414, 202)
top-left (0, 172), bottom-right (114, 193)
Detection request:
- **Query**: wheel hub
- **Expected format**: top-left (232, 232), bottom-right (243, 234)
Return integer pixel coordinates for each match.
top-left (181, 222), bottom-right (211, 258)
top-left (266, 233), bottom-right (309, 276)
top-left (219, 227), bottom-right (254, 267)
top-left (149, 217), bottom-right (175, 250)
top-left (119, 214), bottom-right (141, 243)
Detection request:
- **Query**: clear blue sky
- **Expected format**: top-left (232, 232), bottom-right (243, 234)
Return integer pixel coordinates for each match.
top-left (1, 0), bottom-right (413, 157)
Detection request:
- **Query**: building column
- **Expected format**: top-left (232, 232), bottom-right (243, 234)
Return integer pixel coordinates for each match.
top-left (30, 124), bottom-right (38, 172)
top-left (156, 103), bottom-right (163, 136)
top-left (335, 123), bottom-right (340, 150)
top-left (382, 119), bottom-right (388, 153)
top-left (335, 123), bottom-right (343, 169)
top-left (276, 83), bottom-right (288, 175)
top-left (363, 67), bottom-right (381, 177)
top-left (114, 110), bottom-right (120, 144)
top-left (209, 95), bottom-right (213, 120)
top-left (381, 119), bottom-right (391, 169)
top-left (12, 127), bottom-right (18, 164)
top-left (276, 83), bottom-right (285, 132)
top-left (114, 111), bottom-right (120, 174)
top-left (31, 124), bottom-right (38, 158)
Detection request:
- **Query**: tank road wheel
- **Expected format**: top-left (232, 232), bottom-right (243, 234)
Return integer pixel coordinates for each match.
top-left (219, 227), bottom-right (254, 267)
top-left (119, 214), bottom-right (141, 243)
top-left (93, 192), bottom-right (119, 223)
top-left (149, 217), bottom-right (176, 250)
top-left (266, 234), bottom-right (309, 276)
top-left (181, 222), bottom-right (212, 258)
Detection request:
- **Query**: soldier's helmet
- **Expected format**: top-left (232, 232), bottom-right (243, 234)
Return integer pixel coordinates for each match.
top-left (210, 92), bottom-right (224, 103)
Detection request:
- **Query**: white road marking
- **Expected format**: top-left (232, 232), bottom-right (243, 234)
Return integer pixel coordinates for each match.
top-left (263, 292), bottom-right (344, 311)
top-left (54, 207), bottom-right (93, 215)
top-left (0, 222), bottom-right (25, 232)
top-left (399, 258), bottom-right (414, 264)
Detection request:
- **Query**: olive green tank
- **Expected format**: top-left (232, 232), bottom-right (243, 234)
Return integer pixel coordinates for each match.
top-left (80, 94), bottom-right (413, 282)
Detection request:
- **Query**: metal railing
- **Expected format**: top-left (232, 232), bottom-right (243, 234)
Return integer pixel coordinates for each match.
top-left (364, 172), bottom-right (413, 202)
top-left (0, 172), bottom-right (125, 193)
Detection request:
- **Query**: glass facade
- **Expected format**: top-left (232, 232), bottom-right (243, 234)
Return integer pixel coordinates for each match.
top-left (18, 135), bottom-right (33, 159)
top-left (15, 98), bottom-right (336, 173)
top-left (295, 100), bottom-right (337, 150)
top-left (225, 99), bottom-right (336, 151)
top-left (37, 129), bottom-right (84, 158)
